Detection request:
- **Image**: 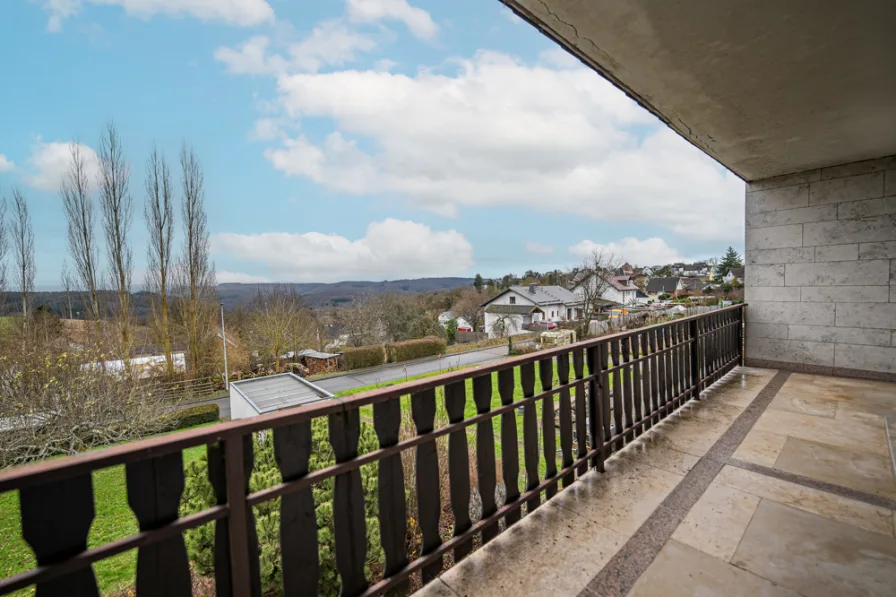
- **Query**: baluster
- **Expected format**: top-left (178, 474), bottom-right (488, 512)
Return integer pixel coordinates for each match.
top-left (520, 362), bottom-right (541, 513)
top-left (539, 358), bottom-right (558, 498)
top-left (738, 306), bottom-right (745, 365)
top-left (126, 452), bottom-right (191, 597)
top-left (445, 382), bottom-right (472, 561)
top-left (587, 345), bottom-right (607, 472)
top-left (676, 323), bottom-right (686, 405)
top-left (275, 422), bottom-right (320, 597)
top-left (670, 324), bottom-right (681, 408)
top-left (683, 322), bottom-right (692, 397)
top-left (411, 388), bottom-right (442, 583)
top-left (572, 349), bottom-right (588, 477)
top-left (649, 329), bottom-right (660, 424)
top-left (372, 400), bottom-right (408, 593)
top-left (208, 437), bottom-right (261, 597)
top-left (497, 369), bottom-right (521, 527)
top-left (660, 327), bottom-right (671, 416)
top-left (609, 339), bottom-right (623, 451)
top-left (472, 374), bottom-right (498, 543)
top-left (689, 319), bottom-right (700, 400)
top-left (632, 334), bottom-right (644, 435)
top-left (556, 352), bottom-right (574, 487)
top-left (329, 411), bottom-right (368, 596)
top-left (21, 475), bottom-right (98, 597)
top-left (598, 342), bottom-right (612, 462)
top-left (621, 336), bottom-right (635, 442)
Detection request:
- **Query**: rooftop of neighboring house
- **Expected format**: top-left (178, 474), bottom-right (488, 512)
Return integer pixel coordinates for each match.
top-left (485, 285), bottom-right (583, 307)
top-left (608, 275), bottom-right (638, 291)
top-left (646, 277), bottom-right (684, 293)
top-left (728, 267), bottom-right (745, 279)
top-left (682, 278), bottom-right (713, 291)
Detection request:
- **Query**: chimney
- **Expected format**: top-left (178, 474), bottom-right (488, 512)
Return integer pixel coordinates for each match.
top-left (529, 284), bottom-right (537, 294)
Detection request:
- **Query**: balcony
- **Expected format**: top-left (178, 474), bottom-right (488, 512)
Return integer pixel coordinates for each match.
top-left (2, 305), bottom-right (895, 597)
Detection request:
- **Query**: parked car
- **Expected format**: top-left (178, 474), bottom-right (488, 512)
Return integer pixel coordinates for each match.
top-left (529, 320), bottom-right (558, 330)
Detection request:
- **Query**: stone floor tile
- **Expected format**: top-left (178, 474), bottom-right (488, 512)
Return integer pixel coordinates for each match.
top-left (671, 482), bottom-right (761, 561)
top-left (627, 539), bottom-right (801, 597)
top-left (731, 429), bottom-right (789, 467)
top-left (768, 389), bottom-right (838, 418)
top-left (414, 579), bottom-right (459, 597)
top-left (617, 429), bottom-right (702, 476)
top-left (715, 465), bottom-right (894, 536)
top-left (732, 500), bottom-right (896, 597)
top-left (753, 408), bottom-right (890, 457)
top-left (774, 437), bottom-right (896, 499)
top-left (437, 501), bottom-right (625, 597)
top-left (549, 456), bottom-right (683, 537)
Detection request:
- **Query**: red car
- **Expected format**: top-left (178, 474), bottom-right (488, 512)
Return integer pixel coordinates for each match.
top-left (530, 320), bottom-right (558, 330)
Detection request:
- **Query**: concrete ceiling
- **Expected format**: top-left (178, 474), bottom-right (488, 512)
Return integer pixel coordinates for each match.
top-left (502, 0), bottom-right (896, 181)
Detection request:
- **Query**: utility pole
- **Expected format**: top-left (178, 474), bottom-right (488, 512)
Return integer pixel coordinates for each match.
top-left (220, 302), bottom-right (229, 390)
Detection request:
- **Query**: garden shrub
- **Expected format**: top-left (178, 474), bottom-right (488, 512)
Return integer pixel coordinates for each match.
top-left (180, 417), bottom-right (383, 596)
top-left (343, 345), bottom-right (386, 370)
top-left (166, 404), bottom-right (219, 430)
top-left (385, 337), bottom-right (446, 363)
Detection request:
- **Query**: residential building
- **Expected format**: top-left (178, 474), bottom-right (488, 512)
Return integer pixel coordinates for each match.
top-left (481, 284), bottom-right (583, 338)
top-left (723, 267), bottom-right (745, 284)
top-left (576, 274), bottom-right (649, 306)
top-left (645, 276), bottom-right (685, 298)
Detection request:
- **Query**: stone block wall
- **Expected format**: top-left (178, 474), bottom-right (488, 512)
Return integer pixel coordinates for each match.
top-left (744, 155), bottom-right (896, 380)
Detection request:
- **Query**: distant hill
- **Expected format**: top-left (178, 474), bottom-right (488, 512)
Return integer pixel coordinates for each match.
top-left (218, 277), bottom-right (475, 308)
top-left (0, 277), bottom-right (474, 318)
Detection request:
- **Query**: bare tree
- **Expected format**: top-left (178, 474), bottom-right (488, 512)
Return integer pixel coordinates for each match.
top-left (11, 189), bottom-right (35, 320)
top-left (0, 194), bottom-right (7, 296)
top-left (248, 286), bottom-right (318, 372)
top-left (98, 122), bottom-right (134, 367)
top-left (573, 249), bottom-right (621, 330)
top-left (61, 141), bottom-right (102, 326)
top-left (144, 148), bottom-right (176, 376)
top-left (452, 287), bottom-right (488, 332)
top-left (176, 143), bottom-right (218, 375)
top-left (60, 259), bottom-right (75, 320)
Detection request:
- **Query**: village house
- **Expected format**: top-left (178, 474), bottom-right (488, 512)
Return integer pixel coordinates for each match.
top-left (645, 276), bottom-right (685, 299)
top-left (724, 267), bottom-right (745, 284)
top-left (481, 285), bottom-right (583, 338)
top-left (576, 274), bottom-right (650, 306)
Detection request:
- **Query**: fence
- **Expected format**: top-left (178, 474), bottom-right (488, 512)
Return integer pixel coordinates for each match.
top-left (151, 376), bottom-right (220, 403)
top-left (0, 305), bottom-right (745, 597)
top-left (455, 331), bottom-right (487, 343)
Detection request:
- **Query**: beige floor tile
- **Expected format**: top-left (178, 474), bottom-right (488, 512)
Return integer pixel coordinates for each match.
top-left (549, 456), bottom-right (682, 537)
top-left (732, 429), bottom-right (789, 467)
top-left (836, 403), bottom-right (887, 426)
top-left (774, 437), bottom-right (896, 499)
top-left (671, 482), bottom-right (761, 561)
top-left (617, 430), bottom-right (701, 476)
top-left (710, 388), bottom-right (758, 408)
top-left (768, 389), bottom-right (838, 418)
top-left (715, 465), bottom-right (894, 536)
top-left (414, 579), bottom-right (458, 597)
top-left (436, 501), bottom-right (625, 597)
top-left (627, 539), bottom-right (801, 597)
top-left (732, 500), bottom-right (896, 597)
top-left (649, 401), bottom-right (743, 456)
top-left (753, 408), bottom-right (890, 457)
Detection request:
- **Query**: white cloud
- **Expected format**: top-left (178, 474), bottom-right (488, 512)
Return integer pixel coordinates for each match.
top-left (263, 51), bottom-right (745, 241)
top-left (374, 58), bottom-right (398, 72)
top-left (569, 237), bottom-right (686, 266)
top-left (24, 139), bottom-right (100, 192)
top-left (0, 154), bottom-right (14, 172)
top-left (346, 0), bottom-right (438, 40)
top-left (215, 21), bottom-right (377, 75)
top-left (248, 117), bottom-right (283, 141)
top-left (37, 0), bottom-right (274, 31)
top-left (217, 270), bottom-right (272, 284)
top-left (525, 241), bottom-right (555, 254)
top-left (538, 46), bottom-right (579, 69)
top-left (211, 218), bottom-right (473, 281)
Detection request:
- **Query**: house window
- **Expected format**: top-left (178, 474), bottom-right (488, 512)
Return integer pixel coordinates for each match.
top-left (509, 296), bottom-right (516, 305)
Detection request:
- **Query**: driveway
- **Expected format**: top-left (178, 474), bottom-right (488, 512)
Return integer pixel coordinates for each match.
top-left (208, 345), bottom-right (509, 419)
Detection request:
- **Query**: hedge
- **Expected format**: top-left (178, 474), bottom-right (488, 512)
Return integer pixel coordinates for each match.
top-left (167, 403), bottom-right (219, 430)
top-left (343, 345), bottom-right (386, 370)
top-left (386, 337), bottom-right (447, 363)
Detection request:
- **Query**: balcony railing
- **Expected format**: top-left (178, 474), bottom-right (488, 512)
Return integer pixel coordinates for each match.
top-left (0, 305), bottom-right (745, 597)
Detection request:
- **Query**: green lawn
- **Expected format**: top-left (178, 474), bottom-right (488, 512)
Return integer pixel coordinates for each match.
top-left (0, 427), bottom-right (212, 595)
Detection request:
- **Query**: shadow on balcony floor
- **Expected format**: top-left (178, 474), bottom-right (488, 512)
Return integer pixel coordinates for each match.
top-left (417, 368), bottom-right (896, 597)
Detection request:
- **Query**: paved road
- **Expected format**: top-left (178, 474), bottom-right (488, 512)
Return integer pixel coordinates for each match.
top-left (209, 345), bottom-right (509, 419)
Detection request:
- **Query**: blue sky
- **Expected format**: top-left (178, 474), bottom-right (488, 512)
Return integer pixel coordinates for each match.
top-left (0, 0), bottom-right (745, 288)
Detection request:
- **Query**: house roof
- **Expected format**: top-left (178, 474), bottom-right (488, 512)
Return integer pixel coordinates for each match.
top-left (608, 275), bottom-right (639, 291)
top-left (646, 277), bottom-right (683, 293)
top-left (729, 267), bottom-right (745, 279)
top-left (485, 304), bottom-right (542, 315)
top-left (484, 285), bottom-right (583, 307)
top-left (230, 373), bottom-right (334, 414)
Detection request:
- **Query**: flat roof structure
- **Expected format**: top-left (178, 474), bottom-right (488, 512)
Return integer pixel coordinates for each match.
top-left (229, 373), bottom-right (334, 418)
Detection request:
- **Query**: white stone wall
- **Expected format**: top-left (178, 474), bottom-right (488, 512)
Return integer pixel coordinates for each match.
top-left (744, 155), bottom-right (896, 377)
